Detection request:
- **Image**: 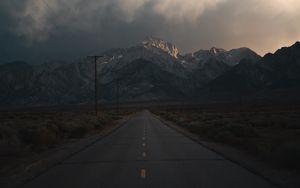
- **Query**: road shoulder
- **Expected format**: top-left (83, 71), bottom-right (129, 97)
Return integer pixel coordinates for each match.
top-left (152, 112), bottom-right (300, 188)
top-left (0, 114), bottom-right (132, 188)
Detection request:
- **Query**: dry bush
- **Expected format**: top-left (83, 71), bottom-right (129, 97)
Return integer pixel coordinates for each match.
top-left (210, 119), bottom-right (230, 127)
top-left (69, 126), bottom-right (89, 138)
top-left (55, 120), bottom-right (88, 139)
top-left (187, 121), bottom-right (202, 127)
top-left (19, 125), bottom-right (57, 151)
top-left (31, 126), bottom-right (57, 151)
top-left (0, 124), bottom-right (21, 156)
top-left (249, 119), bottom-right (275, 128)
top-left (0, 111), bottom-right (117, 159)
top-left (155, 108), bottom-right (300, 170)
top-left (213, 130), bottom-right (236, 144)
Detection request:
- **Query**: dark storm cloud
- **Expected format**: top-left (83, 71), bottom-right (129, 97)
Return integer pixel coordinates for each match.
top-left (0, 0), bottom-right (300, 63)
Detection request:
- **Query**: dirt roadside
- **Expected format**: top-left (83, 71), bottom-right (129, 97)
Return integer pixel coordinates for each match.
top-left (0, 114), bottom-right (133, 188)
top-left (153, 112), bottom-right (300, 188)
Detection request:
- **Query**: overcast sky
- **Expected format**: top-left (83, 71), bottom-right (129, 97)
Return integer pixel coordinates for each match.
top-left (1, 0), bottom-right (300, 63)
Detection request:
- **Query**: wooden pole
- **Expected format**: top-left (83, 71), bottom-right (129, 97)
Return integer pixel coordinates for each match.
top-left (87, 56), bottom-right (103, 116)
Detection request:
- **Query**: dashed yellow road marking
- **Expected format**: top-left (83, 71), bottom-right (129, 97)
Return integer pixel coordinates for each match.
top-left (140, 169), bottom-right (146, 179)
top-left (142, 152), bottom-right (146, 157)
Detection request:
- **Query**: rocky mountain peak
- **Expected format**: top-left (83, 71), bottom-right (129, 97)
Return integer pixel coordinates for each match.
top-left (209, 47), bottom-right (226, 55)
top-left (293, 41), bottom-right (300, 47)
top-left (142, 36), bottom-right (180, 58)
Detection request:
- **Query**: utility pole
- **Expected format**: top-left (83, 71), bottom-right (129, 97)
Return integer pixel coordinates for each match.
top-left (87, 55), bottom-right (103, 116)
top-left (116, 78), bottom-right (120, 117)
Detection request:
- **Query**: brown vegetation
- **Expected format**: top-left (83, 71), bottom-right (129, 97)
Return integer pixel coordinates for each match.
top-left (154, 108), bottom-right (300, 169)
top-left (0, 111), bottom-right (118, 175)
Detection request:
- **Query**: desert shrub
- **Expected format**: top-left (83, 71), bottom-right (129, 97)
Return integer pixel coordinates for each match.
top-left (93, 120), bottom-right (103, 130)
top-left (254, 141), bottom-right (273, 159)
top-left (199, 112), bottom-right (206, 121)
top-left (174, 117), bottom-right (185, 125)
top-left (185, 123), bottom-right (206, 135)
top-left (274, 118), bottom-right (288, 128)
top-left (273, 142), bottom-right (300, 169)
top-left (19, 126), bottom-right (57, 151)
top-left (33, 126), bottom-right (57, 151)
top-left (69, 126), bottom-right (88, 138)
top-left (165, 112), bottom-right (178, 121)
top-left (98, 113), bottom-right (114, 125)
top-left (0, 124), bottom-right (15, 142)
top-left (46, 122), bottom-right (60, 138)
top-left (187, 121), bottom-right (201, 127)
top-left (55, 121), bottom-right (73, 137)
top-left (211, 119), bottom-right (229, 127)
top-left (249, 119), bottom-right (274, 128)
top-left (191, 123), bottom-right (260, 147)
top-left (57, 120), bottom-right (87, 139)
top-left (239, 112), bottom-right (247, 118)
top-left (0, 112), bottom-right (116, 155)
top-left (77, 114), bottom-right (101, 130)
top-left (19, 127), bottom-right (36, 145)
top-left (112, 115), bottom-right (122, 120)
top-left (0, 125), bottom-right (21, 156)
top-left (157, 111), bottom-right (167, 117)
top-left (213, 130), bottom-right (236, 144)
top-left (223, 123), bottom-right (260, 138)
top-left (286, 121), bottom-right (300, 129)
top-left (203, 114), bottom-right (220, 121)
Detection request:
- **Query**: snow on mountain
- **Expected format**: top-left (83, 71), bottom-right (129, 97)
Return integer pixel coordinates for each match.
top-left (0, 38), bottom-right (271, 106)
top-left (100, 37), bottom-right (187, 80)
top-left (183, 47), bottom-right (261, 69)
top-left (142, 36), bottom-right (180, 59)
top-left (201, 41), bottom-right (300, 100)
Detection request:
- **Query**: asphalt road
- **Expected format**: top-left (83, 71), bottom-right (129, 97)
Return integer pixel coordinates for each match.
top-left (22, 110), bottom-right (276, 188)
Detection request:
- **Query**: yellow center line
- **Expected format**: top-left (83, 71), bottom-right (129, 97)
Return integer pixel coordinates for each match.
top-left (140, 169), bottom-right (146, 179)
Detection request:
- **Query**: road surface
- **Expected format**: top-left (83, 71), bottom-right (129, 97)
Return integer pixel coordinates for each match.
top-left (22, 110), bottom-right (276, 188)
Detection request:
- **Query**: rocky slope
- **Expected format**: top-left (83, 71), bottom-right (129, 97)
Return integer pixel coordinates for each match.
top-left (202, 42), bottom-right (300, 101)
top-left (0, 37), bottom-right (268, 106)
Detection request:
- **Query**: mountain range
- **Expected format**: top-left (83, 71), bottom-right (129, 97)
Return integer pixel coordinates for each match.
top-left (205, 41), bottom-right (300, 101)
top-left (1, 37), bottom-right (299, 106)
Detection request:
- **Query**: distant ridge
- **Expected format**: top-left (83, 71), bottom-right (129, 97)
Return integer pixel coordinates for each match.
top-left (0, 39), bottom-right (299, 106)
